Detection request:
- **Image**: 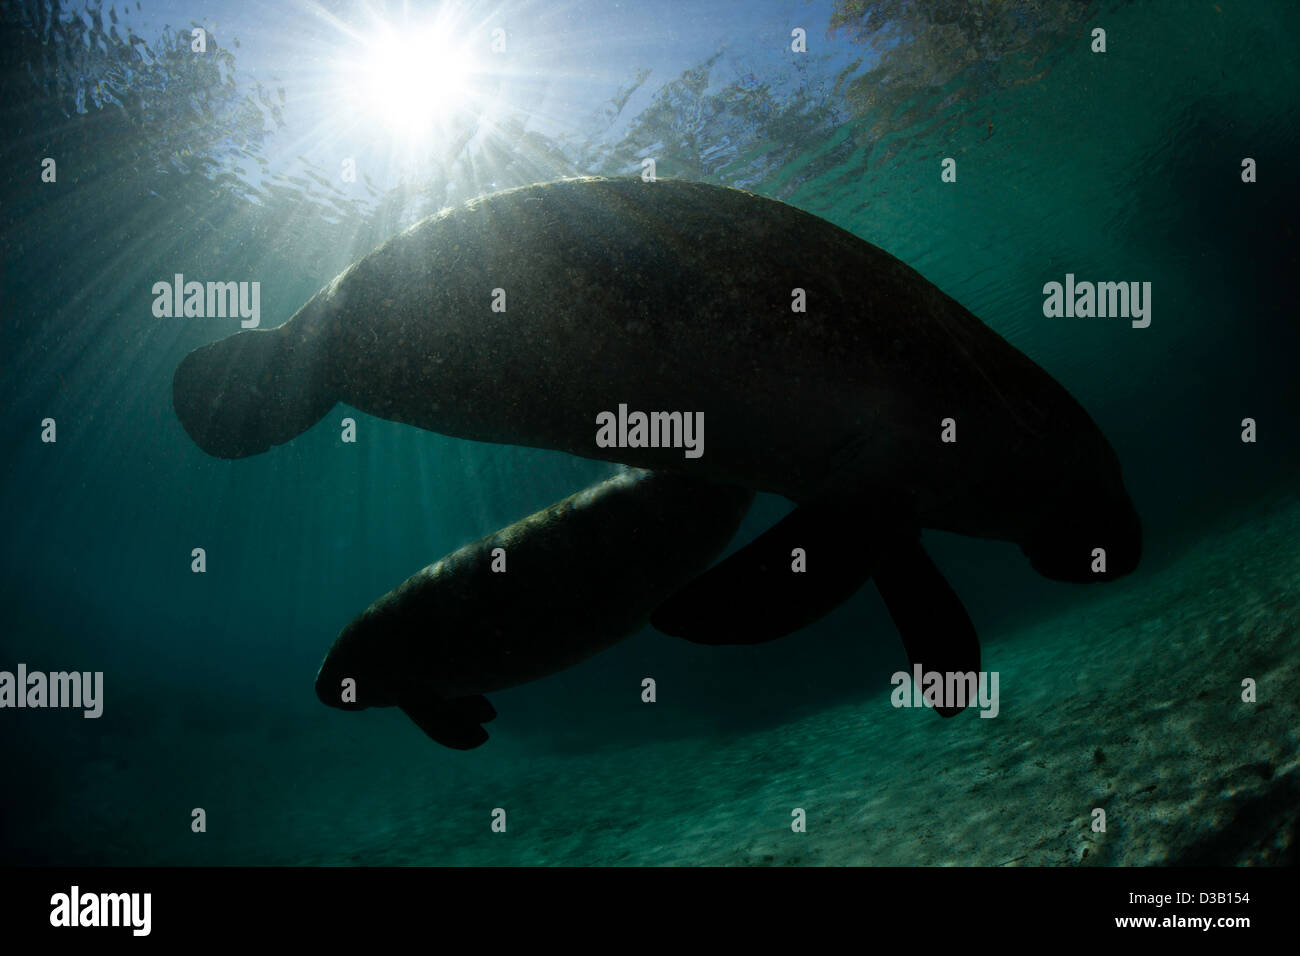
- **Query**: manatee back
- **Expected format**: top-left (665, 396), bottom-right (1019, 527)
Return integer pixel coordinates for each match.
top-left (324, 178), bottom-right (1103, 511)
top-left (317, 470), bottom-right (753, 701)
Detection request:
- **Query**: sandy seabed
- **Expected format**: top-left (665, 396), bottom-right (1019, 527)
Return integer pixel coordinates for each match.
top-left (300, 494), bottom-right (1299, 866)
top-left (15, 497), bottom-right (1298, 867)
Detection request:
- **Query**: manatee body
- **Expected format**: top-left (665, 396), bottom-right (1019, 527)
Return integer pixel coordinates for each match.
top-left (174, 177), bottom-right (1138, 581)
top-left (178, 177), bottom-right (1142, 704)
top-left (314, 470), bottom-right (753, 749)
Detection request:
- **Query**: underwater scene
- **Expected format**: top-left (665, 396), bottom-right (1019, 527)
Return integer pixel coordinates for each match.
top-left (1, 0), bottom-right (1297, 881)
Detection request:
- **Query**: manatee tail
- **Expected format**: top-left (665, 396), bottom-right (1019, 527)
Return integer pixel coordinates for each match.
top-left (650, 495), bottom-right (897, 644)
top-left (172, 326), bottom-right (336, 459)
top-left (651, 496), bottom-right (982, 717)
top-left (399, 695), bottom-right (498, 750)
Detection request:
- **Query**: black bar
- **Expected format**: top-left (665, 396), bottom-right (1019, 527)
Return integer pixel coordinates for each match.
top-left (3, 866), bottom-right (1289, 943)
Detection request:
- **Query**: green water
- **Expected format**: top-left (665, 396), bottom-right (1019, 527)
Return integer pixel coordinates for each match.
top-left (0, 0), bottom-right (1295, 865)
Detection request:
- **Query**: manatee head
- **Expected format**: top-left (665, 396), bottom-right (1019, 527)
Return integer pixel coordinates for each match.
top-left (314, 615), bottom-right (390, 711)
top-left (1019, 446), bottom-right (1142, 583)
top-left (315, 639), bottom-right (357, 710)
top-left (314, 573), bottom-right (436, 711)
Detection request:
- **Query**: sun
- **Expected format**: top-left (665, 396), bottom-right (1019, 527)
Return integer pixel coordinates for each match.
top-left (341, 17), bottom-right (479, 143)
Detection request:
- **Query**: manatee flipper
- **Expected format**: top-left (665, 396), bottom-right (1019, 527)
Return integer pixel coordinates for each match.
top-left (873, 541), bottom-right (980, 718)
top-left (172, 323), bottom-right (336, 459)
top-left (651, 498), bottom-right (902, 645)
top-left (398, 695), bottom-right (498, 750)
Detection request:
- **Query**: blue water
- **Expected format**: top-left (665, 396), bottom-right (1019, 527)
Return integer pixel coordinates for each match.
top-left (1, 0), bottom-right (1296, 865)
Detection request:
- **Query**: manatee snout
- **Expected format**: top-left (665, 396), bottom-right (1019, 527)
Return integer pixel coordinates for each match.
top-left (314, 654), bottom-right (350, 710)
top-left (314, 620), bottom-right (369, 711)
top-left (1022, 491), bottom-right (1142, 583)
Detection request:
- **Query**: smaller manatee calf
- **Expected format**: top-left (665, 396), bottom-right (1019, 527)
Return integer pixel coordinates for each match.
top-left (315, 471), bottom-right (753, 749)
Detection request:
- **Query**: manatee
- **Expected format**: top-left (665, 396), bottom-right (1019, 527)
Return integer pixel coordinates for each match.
top-left (176, 177), bottom-right (1141, 700)
top-left (314, 470), bottom-right (753, 749)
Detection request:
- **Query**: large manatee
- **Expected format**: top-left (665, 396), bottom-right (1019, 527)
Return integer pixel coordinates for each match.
top-left (175, 177), bottom-right (1141, 693)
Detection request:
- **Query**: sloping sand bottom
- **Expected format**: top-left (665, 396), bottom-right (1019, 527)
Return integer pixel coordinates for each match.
top-left (13, 497), bottom-right (1297, 866)
top-left (296, 494), bottom-right (1300, 866)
